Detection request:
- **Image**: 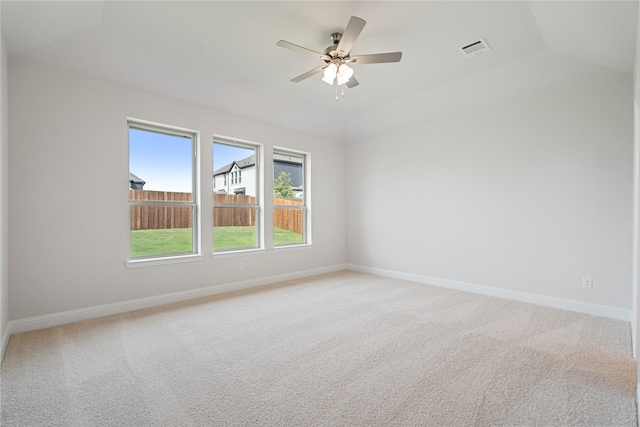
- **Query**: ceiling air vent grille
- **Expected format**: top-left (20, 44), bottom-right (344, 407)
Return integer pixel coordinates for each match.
top-left (460, 38), bottom-right (491, 58)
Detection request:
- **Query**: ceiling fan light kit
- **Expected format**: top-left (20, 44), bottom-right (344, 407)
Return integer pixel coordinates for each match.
top-left (322, 63), bottom-right (338, 84)
top-left (277, 16), bottom-right (402, 100)
top-left (336, 64), bottom-right (354, 86)
top-left (322, 62), bottom-right (353, 86)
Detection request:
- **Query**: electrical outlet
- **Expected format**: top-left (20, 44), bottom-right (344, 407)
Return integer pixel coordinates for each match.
top-left (582, 277), bottom-right (593, 289)
top-left (239, 262), bottom-right (244, 271)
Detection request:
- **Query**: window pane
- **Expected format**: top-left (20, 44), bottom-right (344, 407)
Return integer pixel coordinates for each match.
top-left (214, 207), bottom-right (257, 250)
top-left (273, 152), bottom-right (304, 200)
top-left (274, 207), bottom-right (304, 245)
top-left (213, 141), bottom-right (259, 252)
top-left (130, 206), bottom-right (193, 257)
top-left (129, 127), bottom-right (193, 199)
top-left (273, 150), bottom-right (306, 246)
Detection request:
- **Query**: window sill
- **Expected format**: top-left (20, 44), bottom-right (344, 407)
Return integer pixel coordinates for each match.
top-left (125, 254), bottom-right (203, 269)
top-left (274, 243), bottom-right (313, 252)
top-left (211, 248), bottom-right (266, 259)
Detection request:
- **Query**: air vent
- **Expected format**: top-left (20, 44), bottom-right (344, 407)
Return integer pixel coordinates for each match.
top-left (460, 38), bottom-right (491, 58)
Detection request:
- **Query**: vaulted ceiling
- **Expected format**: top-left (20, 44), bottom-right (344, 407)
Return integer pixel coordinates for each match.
top-left (2, 1), bottom-right (637, 142)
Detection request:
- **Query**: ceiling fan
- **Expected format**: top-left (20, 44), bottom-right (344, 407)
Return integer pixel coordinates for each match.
top-left (276, 16), bottom-right (402, 94)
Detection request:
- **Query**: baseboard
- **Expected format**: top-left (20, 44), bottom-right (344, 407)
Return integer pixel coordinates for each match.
top-left (348, 264), bottom-right (631, 322)
top-left (1, 324), bottom-right (9, 365)
top-left (9, 263), bottom-right (347, 335)
top-left (8, 262), bottom-right (630, 335)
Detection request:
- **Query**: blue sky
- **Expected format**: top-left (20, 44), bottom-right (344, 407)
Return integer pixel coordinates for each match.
top-left (213, 143), bottom-right (254, 172)
top-left (129, 128), bottom-right (254, 193)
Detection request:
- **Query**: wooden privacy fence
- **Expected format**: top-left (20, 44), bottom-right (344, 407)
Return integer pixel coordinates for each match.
top-left (273, 197), bottom-right (304, 235)
top-left (129, 190), bottom-right (193, 231)
top-left (130, 190), bottom-right (303, 234)
top-left (213, 194), bottom-right (257, 228)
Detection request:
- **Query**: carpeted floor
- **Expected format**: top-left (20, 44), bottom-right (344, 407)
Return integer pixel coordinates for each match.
top-left (1, 271), bottom-right (637, 426)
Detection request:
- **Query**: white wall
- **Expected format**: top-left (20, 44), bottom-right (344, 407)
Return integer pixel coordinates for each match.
top-left (8, 58), bottom-right (346, 322)
top-left (0, 19), bottom-right (9, 355)
top-left (347, 76), bottom-right (633, 312)
top-left (633, 0), bottom-right (640, 401)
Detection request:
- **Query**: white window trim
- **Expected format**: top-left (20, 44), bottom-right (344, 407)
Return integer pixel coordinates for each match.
top-left (126, 254), bottom-right (204, 269)
top-left (211, 248), bottom-right (266, 260)
top-left (127, 118), bottom-right (201, 264)
top-left (273, 243), bottom-right (313, 252)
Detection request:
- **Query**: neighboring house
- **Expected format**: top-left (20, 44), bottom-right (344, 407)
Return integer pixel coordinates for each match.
top-left (213, 154), bottom-right (303, 197)
top-left (213, 155), bottom-right (257, 196)
top-left (129, 172), bottom-right (145, 190)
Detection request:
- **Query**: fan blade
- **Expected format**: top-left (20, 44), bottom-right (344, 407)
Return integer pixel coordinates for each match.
top-left (336, 16), bottom-right (366, 56)
top-left (291, 65), bottom-right (326, 83)
top-left (346, 76), bottom-right (359, 88)
top-left (351, 52), bottom-right (402, 64)
top-left (277, 40), bottom-right (330, 60)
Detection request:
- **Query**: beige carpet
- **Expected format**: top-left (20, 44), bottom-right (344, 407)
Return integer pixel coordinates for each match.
top-left (1, 271), bottom-right (637, 426)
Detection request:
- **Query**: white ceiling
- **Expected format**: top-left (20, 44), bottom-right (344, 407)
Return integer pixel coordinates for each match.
top-left (2, 1), bottom-right (638, 143)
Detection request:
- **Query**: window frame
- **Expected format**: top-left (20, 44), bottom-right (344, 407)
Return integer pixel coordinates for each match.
top-left (273, 147), bottom-right (310, 248)
top-left (212, 136), bottom-right (263, 255)
top-left (126, 118), bottom-right (201, 267)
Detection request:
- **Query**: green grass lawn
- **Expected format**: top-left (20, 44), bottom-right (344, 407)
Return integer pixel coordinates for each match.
top-left (213, 226), bottom-right (256, 250)
top-left (131, 228), bottom-right (193, 257)
top-left (274, 226), bottom-right (304, 246)
top-left (131, 226), bottom-right (303, 257)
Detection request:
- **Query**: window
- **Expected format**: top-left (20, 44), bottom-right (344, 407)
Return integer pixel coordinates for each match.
top-left (128, 120), bottom-right (199, 259)
top-left (273, 149), bottom-right (308, 246)
top-left (213, 139), bottom-right (260, 252)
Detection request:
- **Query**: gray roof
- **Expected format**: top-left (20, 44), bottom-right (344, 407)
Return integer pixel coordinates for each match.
top-left (213, 153), bottom-right (302, 177)
top-left (213, 154), bottom-right (256, 176)
top-left (129, 172), bottom-right (145, 183)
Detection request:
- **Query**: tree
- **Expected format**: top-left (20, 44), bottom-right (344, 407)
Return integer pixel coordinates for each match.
top-left (274, 171), bottom-right (296, 199)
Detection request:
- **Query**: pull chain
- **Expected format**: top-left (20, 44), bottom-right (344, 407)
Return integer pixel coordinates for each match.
top-left (334, 83), bottom-right (346, 101)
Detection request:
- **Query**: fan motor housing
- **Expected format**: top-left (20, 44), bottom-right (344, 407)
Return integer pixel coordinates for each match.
top-left (324, 32), bottom-right (350, 62)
